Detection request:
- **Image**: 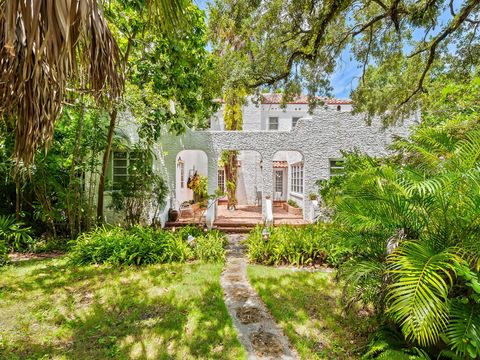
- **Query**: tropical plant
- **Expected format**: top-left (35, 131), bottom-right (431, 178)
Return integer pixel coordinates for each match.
top-left (0, 215), bottom-right (33, 252)
top-left (321, 76), bottom-right (480, 358)
top-left (193, 230), bottom-right (228, 263)
top-left (0, 0), bottom-right (123, 165)
top-left (245, 225), bottom-right (347, 267)
top-left (69, 225), bottom-right (226, 266)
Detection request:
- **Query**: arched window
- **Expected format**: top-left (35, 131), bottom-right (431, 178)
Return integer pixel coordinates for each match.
top-left (336, 105), bottom-right (341, 111)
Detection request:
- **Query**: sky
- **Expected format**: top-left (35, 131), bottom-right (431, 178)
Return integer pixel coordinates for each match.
top-left (194, 0), bottom-right (457, 99)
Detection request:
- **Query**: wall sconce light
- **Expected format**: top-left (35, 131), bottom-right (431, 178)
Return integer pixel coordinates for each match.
top-left (177, 157), bottom-right (184, 167)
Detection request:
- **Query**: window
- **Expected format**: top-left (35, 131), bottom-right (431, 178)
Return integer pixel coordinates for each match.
top-left (336, 105), bottom-right (341, 111)
top-left (290, 163), bottom-right (304, 194)
top-left (292, 117), bottom-right (300, 128)
top-left (269, 117), bottom-right (279, 130)
top-left (111, 151), bottom-right (144, 190)
top-left (329, 159), bottom-right (345, 177)
top-left (218, 168), bottom-right (226, 193)
top-left (178, 159), bottom-right (185, 188)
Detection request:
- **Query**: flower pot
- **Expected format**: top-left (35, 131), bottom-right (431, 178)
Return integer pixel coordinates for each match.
top-left (168, 208), bottom-right (179, 222)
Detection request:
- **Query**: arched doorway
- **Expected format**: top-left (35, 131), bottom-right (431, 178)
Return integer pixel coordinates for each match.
top-left (174, 150), bottom-right (208, 223)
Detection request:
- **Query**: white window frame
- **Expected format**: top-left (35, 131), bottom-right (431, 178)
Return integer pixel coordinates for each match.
top-left (268, 117), bottom-right (279, 130)
top-left (111, 151), bottom-right (143, 190)
top-left (218, 168), bottom-right (226, 193)
top-left (290, 162), bottom-right (304, 195)
top-left (179, 160), bottom-right (185, 188)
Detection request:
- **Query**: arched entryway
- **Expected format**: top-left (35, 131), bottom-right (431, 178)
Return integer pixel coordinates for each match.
top-left (174, 150), bottom-right (208, 223)
top-left (215, 150), bottom-right (264, 226)
top-left (272, 151), bottom-right (305, 224)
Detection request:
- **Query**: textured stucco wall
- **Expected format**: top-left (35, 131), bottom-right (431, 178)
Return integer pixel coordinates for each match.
top-left (155, 111), bottom-right (417, 224)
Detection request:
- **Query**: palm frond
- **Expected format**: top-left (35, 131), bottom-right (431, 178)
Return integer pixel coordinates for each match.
top-left (386, 241), bottom-right (456, 346)
top-left (0, 0), bottom-right (123, 165)
top-left (445, 300), bottom-right (480, 359)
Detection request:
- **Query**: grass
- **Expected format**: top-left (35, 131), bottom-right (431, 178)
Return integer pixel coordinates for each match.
top-left (247, 265), bottom-right (370, 359)
top-left (0, 257), bottom-right (246, 359)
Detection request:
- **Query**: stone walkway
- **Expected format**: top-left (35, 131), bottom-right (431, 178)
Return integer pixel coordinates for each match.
top-left (221, 234), bottom-right (298, 360)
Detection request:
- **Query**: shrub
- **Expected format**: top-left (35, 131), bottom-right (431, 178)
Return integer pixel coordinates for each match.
top-left (0, 239), bottom-right (7, 266)
top-left (193, 230), bottom-right (228, 263)
top-left (0, 215), bottom-right (34, 252)
top-left (245, 225), bottom-right (349, 267)
top-left (69, 225), bottom-right (226, 266)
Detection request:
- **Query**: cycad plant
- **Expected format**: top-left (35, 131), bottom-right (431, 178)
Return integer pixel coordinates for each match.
top-left (324, 103), bottom-right (480, 357)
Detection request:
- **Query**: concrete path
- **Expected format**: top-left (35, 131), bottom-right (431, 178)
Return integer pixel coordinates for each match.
top-left (221, 234), bottom-right (299, 360)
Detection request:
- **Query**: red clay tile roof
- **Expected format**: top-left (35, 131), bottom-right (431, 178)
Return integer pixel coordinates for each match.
top-left (214, 94), bottom-right (353, 105)
top-left (260, 93), bottom-right (353, 105)
top-left (273, 161), bottom-right (288, 168)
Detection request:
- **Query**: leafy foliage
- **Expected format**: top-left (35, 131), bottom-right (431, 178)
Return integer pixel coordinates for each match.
top-left (245, 225), bottom-right (349, 267)
top-left (69, 226), bottom-right (226, 266)
top-left (0, 215), bottom-right (33, 252)
top-left (208, 0), bottom-right (480, 123)
top-left (321, 75), bottom-right (480, 358)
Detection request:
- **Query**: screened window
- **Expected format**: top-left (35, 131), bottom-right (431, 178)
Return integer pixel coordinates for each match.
top-left (269, 117), bottom-right (279, 130)
top-left (290, 163), bottom-right (304, 194)
top-left (218, 168), bottom-right (226, 193)
top-left (329, 159), bottom-right (345, 177)
top-left (111, 151), bottom-right (144, 190)
top-left (292, 117), bottom-right (300, 128)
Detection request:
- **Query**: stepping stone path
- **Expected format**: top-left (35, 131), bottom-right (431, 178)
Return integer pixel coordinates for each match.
top-left (221, 234), bottom-right (298, 360)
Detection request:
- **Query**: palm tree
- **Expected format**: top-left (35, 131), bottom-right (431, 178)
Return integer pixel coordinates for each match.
top-left (330, 124), bottom-right (480, 358)
top-left (0, 0), bottom-right (185, 166)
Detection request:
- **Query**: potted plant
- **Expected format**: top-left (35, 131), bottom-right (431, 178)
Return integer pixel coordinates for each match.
top-left (284, 199), bottom-right (302, 215)
top-left (309, 193), bottom-right (319, 207)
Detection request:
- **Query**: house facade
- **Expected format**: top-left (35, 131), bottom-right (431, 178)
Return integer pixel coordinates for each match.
top-left (102, 94), bottom-right (416, 226)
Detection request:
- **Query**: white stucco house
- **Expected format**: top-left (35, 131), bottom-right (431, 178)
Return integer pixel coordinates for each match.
top-left (102, 93), bottom-right (416, 227)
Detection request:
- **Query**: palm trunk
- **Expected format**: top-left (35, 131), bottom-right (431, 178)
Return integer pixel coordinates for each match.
top-left (97, 108), bottom-right (117, 223)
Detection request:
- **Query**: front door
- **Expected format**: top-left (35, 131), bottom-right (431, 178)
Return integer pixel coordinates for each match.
top-left (274, 170), bottom-right (284, 200)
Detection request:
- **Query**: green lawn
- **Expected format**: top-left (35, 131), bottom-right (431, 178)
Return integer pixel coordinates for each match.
top-left (247, 265), bottom-right (370, 360)
top-left (0, 257), bottom-right (245, 359)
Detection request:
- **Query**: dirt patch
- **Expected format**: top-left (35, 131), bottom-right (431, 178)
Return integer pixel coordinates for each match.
top-left (229, 287), bottom-right (251, 302)
top-left (250, 331), bottom-right (284, 357)
top-left (8, 252), bottom-right (64, 262)
top-left (236, 306), bottom-right (264, 324)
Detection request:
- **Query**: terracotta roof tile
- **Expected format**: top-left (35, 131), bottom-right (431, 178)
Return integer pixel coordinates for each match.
top-left (260, 93), bottom-right (352, 105)
top-left (273, 161), bottom-right (288, 168)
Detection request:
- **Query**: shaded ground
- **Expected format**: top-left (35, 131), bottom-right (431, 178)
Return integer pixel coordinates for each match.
top-left (221, 234), bottom-right (298, 360)
top-left (247, 265), bottom-right (371, 359)
top-left (0, 257), bottom-right (245, 359)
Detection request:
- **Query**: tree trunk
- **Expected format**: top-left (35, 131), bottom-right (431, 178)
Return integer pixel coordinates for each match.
top-left (96, 108), bottom-right (118, 223)
top-left (15, 177), bottom-right (21, 221)
top-left (66, 100), bottom-right (85, 237)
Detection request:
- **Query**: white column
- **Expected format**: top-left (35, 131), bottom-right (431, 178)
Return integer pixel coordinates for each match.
top-left (206, 152), bottom-right (219, 227)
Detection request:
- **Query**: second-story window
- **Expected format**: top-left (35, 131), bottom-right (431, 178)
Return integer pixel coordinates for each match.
top-left (269, 117), bottom-right (279, 130)
top-left (292, 117), bottom-right (300, 128)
